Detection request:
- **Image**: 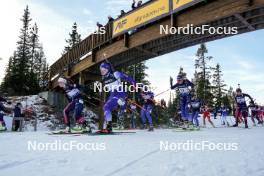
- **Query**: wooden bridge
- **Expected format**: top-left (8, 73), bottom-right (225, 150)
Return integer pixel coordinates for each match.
top-left (48, 0), bottom-right (264, 88)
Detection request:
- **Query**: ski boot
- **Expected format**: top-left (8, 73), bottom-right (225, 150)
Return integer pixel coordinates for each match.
top-left (71, 124), bottom-right (84, 133)
top-left (107, 121), bottom-right (113, 133)
top-left (193, 125), bottom-right (200, 130)
top-left (141, 124), bottom-right (147, 130)
top-left (181, 121), bottom-right (189, 130)
top-left (187, 121), bottom-right (195, 130)
top-left (97, 129), bottom-right (110, 134)
top-left (0, 125), bottom-right (7, 131)
top-left (64, 126), bottom-right (71, 133)
top-left (148, 125), bottom-right (154, 131)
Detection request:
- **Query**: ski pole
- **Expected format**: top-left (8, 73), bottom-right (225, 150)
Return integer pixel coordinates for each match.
top-left (154, 88), bottom-right (171, 97)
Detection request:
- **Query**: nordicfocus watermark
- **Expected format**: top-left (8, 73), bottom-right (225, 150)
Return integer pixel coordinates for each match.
top-left (27, 140), bottom-right (106, 151)
top-left (160, 24), bottom-right (238, 35)
top-left (93, 82), bottom-right (150, 93)
top-left (160, 140), bottom-right (239, 152)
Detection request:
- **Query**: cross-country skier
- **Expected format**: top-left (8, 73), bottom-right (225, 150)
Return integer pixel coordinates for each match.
top-left (257, 106), bottom-right (263, 125)
top-left (99, 62), bottom-right (136, 133)
top-left (58, 78), bottom-right (88, 133)
top-left (0, 96), bottom-right (10, 131)
top-left (129, 103), bottom-right (137, 129)
top-left (140, 91), bottom-right (155, 131)
top-left (219, 104), bottom-right (229, 127)
top-left (189, 96), bottom-right (202, 128)
top-left (233, 88), bottom-right (254, 128)
top-left (202, 105), bottom-right (215, 128)
top-left (249, 105), bottom-right (258, 126)
top-left (170, 74), bottom-right (194, 129)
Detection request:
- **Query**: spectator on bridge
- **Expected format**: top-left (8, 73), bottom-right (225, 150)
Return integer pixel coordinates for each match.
top-left (96, 22), bottom-right (103, 29)
top-left (118, 10), bottom-right (126, 18)
top-left (132, 0), bottom-right (143, 10)
top-left (108, 16), bottom-right (114, 23)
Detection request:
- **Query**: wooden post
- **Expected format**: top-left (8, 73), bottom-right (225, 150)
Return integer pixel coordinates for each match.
top-left (171, 13), bottom-right (177, 27)
top-left (124, 33), bottom-right (129, 48)
top-left (92, 49), bottom-right (96, 62)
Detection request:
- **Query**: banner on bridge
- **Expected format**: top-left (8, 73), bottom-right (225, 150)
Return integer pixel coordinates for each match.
top-left (113, 0), bottom-right (170, 36)
top-left (173, 0), bottom-right (204, 12)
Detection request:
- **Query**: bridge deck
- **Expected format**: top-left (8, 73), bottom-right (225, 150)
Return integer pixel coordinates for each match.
top-left (49, 0), bottom-right (264, 88)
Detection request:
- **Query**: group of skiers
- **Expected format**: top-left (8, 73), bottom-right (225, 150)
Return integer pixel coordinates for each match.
top-left (1, 62), bottom-right (259, 133)
top-left (0, 62), bottom-right (260, 133)
top-left (54, 61), bottom-right (262, 134)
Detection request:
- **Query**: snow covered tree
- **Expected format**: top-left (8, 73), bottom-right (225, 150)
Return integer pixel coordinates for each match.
top-left (63, 22), bottom-right (82, 55)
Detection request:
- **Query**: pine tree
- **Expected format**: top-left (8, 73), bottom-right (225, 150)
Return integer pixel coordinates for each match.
top-left (212, 63), bottom-right (226, 107)
top-left (11, 6), bottom-right (32, 95)
top-left (1, 6), bottom-right (48, 95)
top-left (1, 56), bottom-right (14, 94)
top-left (195, 43), bottom-right (214, 106)
top-left (63, 22), bottom-right (81, 55)
top-left (123, 61), bottom-right (150, 102)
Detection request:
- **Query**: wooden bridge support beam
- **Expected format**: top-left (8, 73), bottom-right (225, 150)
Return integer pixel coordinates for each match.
top-left (124, 33), bottom-right (130, 48)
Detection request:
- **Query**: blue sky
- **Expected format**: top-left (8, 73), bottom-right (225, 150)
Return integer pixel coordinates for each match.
top-left (0, 0), bottom-right (263, 104)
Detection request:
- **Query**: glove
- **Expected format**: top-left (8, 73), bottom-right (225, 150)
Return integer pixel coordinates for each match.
top-left (117, 98), bottom-right (126, 106)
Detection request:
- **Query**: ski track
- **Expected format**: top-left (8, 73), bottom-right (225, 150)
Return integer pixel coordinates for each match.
top-left (0, 159), bottom-right (35, 170)
top-left (1, 117), bottom-right (264, 176)
top-left (104, 149), bottom-right (160, 176)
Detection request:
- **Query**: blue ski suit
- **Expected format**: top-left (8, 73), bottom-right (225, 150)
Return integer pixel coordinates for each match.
top-left (171, 79), bottom-right (194, 121)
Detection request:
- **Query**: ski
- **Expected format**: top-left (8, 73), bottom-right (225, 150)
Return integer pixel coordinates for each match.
top-left (173, 128), bottom-right (201, 132)
top-left (87, 131), bottom-right (136, 136)
top-left (47, 130), bottom-right (89, 135)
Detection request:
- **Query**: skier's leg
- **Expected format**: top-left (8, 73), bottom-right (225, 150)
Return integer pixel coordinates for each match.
top-left (0, 114), bottom-right (6, 128)
top-left (63, 101), bottom-right (75, 128)
top-left (242, 110), bottom-right (248, 128)
top-left (233, 109), bottom-right (240, 127)
top-left (208, 115), bottom-right (215, 128)
top-left (180, 99), bottom-right (188, 121)
top-left (221, 115), bottom-right (225, 125)
top-left (74, 100), bottom-right (85, 125)
top-left (145, 105), bottom-right (153, 125)
top-left (146, 105), bottom-right (154, 131)
top-left (140, 105), bottom-right (147, 127)
top-left (203, 115), bottom-right (206, 127)
top-left (222, 115), bottom-right (227, 126)
top-left (251, 114), bottom-right (256, 126)
top-left (103, 97), bottom-right (118, 128)
top-left (193, 111), bottom-right (199, 126)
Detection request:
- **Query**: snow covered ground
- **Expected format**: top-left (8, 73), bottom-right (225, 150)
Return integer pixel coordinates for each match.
top-left (1, 117), bottom-right (264, 176)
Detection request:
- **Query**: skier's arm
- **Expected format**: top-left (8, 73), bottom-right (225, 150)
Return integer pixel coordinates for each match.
top-left (114, 71), bottom-right (136, 85)
top-left (171, 83), bottom-right (178, 90)
top-left (185, 79), bottom-right (194, 88)
top-left (0, 103), bottom-right (11, 114)
top-left (244, 93), bottom-right (255, 105)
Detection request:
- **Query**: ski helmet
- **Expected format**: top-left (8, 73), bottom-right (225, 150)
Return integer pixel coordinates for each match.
top-left (177, 74), bottom-right (183, 81)
top-left (58, 77), bottom-right (67, 85)
top-left (100, 62), bottom-right (112, 71)
top-left (236, 88), bottom-right (242, 93)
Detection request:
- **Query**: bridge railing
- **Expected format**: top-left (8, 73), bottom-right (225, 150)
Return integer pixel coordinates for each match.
top-left (49, 23), bottom-right (113, 79)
